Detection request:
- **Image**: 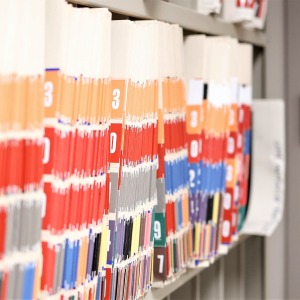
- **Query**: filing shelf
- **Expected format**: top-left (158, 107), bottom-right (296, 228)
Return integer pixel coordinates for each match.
top-left (69, 0), bottom-right (267, 47)
top-left (67, 1), bottom-right (284, 299)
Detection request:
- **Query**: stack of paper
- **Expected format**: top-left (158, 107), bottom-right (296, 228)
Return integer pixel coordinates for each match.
top-left (241, 99), bottom-right (285, 237)
top-left (42, 1), bottom-right (111, 298)
top-left (0, 1), bottom-right (45, 299)
top-left (171, 0), bottom-right (267, 29)
top-left (170, 0), bottom-right (222, 15)
top-left (153, 23), bottom-right (192, 283)
top-left (244, 0), bottom-right (268, 30)
top-left (221, 0), bottom-right (256, 23)
top-left (221, 0), bottom-right (268, 29)
top-left (198, 0), bottom-right (222, 14)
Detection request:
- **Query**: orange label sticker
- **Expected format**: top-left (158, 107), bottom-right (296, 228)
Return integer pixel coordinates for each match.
top-left (44, 70), bottom-right (61, 119)
top-left (229, 104), bottom-right (238, 132)
top-left (226, 158), bottom-right (238, 188)
top-left (186, 105), bottom-right (201, 134)
top-left (111, 80), bottom-right (126, 119)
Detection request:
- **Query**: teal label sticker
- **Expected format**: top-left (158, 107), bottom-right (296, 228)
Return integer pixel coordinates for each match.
top-left (154, 212), bottom-right (166, 247)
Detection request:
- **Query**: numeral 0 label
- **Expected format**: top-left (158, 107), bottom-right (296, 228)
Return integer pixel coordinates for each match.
top-left (190, 140), bottom-right (198, 158)
top-left (222, 220), bottom-right (230, 238)
top-left (110, 132), bottom-right (117, 154)
top-left (227, 137), bottom-right (235, 154)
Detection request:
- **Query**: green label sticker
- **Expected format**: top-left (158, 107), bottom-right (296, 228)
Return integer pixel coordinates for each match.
top-left (154, 212), bottom-right (166, 247)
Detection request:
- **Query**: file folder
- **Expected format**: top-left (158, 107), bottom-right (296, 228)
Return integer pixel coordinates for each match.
top-left (184, 35), bottom-right (253, 264)
top-left (153, 23), bottom-right (192, 284)
top-left (42, 2), bottom-right (112, 297)
top-left (109, 19), bottom-right (159, 299)
top-left (241, 99), bottom-right (285, 236)
top-left (0, 1), bottom-right (45, 298)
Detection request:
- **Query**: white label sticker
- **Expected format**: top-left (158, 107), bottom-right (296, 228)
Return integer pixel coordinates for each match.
top-left (222, 221), bottom-right (230, 238)
top-left (227, 137), bottom-right (235, 154)
top-left (224, 193), bottom-right (232, 210)
top-left (188, 79), bottom-right (204, 105)
top-left (226, 165), bottom-right (233, 182)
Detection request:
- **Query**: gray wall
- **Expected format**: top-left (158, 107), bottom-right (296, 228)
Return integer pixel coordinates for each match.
top-left (264, 0), bottom-right (286, 299)
top-left (285, 1), bottom-right (300, 299)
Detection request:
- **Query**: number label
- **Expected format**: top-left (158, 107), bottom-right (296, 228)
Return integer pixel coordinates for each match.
top-left (222, 220), bottom-right (230, 238)
top-left (227, 137), bottom-right (235, 154)
top-left (239, 108), bottom-right (244, 123)
top-left (189, 169), bottom-right (196, 188)
top-left (224, 193), bottom-right (231, 210)
top-left (43, 137), bottom-right (50, 164)
top-left (154, 213), bottom-right (166, 246)
top-left (112, 88), bottom-right (120, 110)
top-left (190, 110), bottom-right (198, 128)
top-left (44, 81), bottom-right (54, 108)
top-left (226, 164), bottom-right (233, 182)
top-left (229, 108), bottom-right (235, 126)
top-left (157, 255), bottom-right (164, 273)
top-left (110, 132), bottom-right (117, 154)
top-left (186, 105), bottom-right (201, 134)
top-left (190, 140), bottom-right (198, 158)
top-left (154, 220), bottom-right (161, 240)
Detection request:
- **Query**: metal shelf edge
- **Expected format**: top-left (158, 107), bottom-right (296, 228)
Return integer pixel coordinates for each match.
top-left (69, 0), bottom-right (266, 47)
top-left (144, 235), bottom-right (249, 300)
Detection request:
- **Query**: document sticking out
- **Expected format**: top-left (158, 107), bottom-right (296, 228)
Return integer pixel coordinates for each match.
top-left (241, 100), bottom-right (285, 237)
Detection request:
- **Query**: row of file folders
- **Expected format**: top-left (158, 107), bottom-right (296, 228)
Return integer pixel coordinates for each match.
top-left (0, 1), bottom-right (252, 299)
